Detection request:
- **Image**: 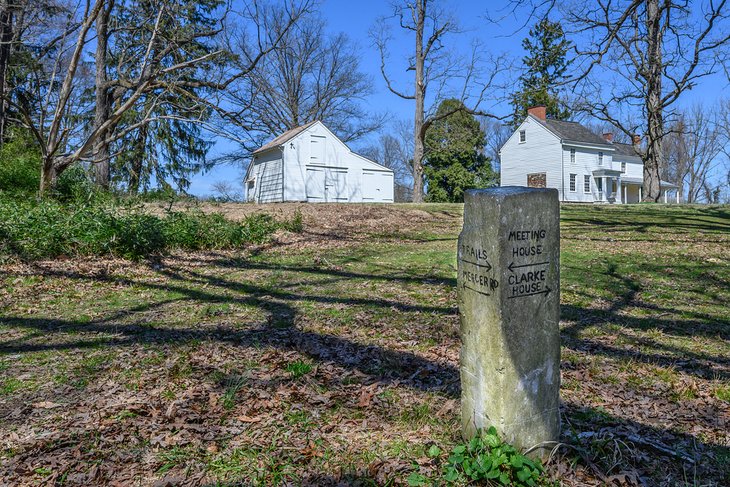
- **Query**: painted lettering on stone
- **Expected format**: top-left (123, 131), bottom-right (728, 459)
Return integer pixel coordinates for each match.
top-left (459, 243), bottom-right (497, 296)
top-left (507, 228), bottom-right (551, 299)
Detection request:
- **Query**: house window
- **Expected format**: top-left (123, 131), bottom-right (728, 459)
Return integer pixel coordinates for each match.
top-left (519, 130), bottom-right (526, 143)
top-left (569, 174), bottom-right (577, 192)
top-left (621, 162), bottom-right (626, 173)
top-left (584, 175), bottom-right (591, 193)
top-left (527, 172), bottom-right (546, 188)
top-left (598, 152), bottom-right (603, 166)
top-left (246, 180), bottom-right (255, 201)
top-left (570, 148), bottom-right (576, 164)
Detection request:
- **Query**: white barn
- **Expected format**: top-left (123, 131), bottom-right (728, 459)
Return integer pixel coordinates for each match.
top-left (244, 121), bottom-right (394, 203)
top-left (499, 106), bottom-right (678, 204)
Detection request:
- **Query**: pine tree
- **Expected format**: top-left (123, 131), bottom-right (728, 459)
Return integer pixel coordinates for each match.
top-left (108, 0), bottom-right (223, 193)
top-left (424, 99), bottom-right (497, 203)
top-left (510, 19), bottom-right (571, 127)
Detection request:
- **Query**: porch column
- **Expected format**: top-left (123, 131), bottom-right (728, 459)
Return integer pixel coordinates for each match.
top-left (676, 191), bottom-right (680, 204)
top-left (617, 178), bottom-right (622, 204)
top-left (664, 191), bottom-right (668, 203)
top-left (623, 184), bottom-right (627, 204)
top-left (639, 186), bottom-right (642, 201)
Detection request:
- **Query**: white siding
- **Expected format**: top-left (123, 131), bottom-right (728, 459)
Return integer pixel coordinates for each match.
top-left (254, 121), bottom-right (394, 204)
top-left (249, 150), bottom-right (283, 203)
top-left (614, 154), bottom-right (644, 204)
top-left (499, 116), bottom-right (659, 204)
top-left (622, 160), bottom-right (643, 180)
top-left (561, 145), bottom-right (616, 203)
top-left (500, 117), bottom-right (564, 198)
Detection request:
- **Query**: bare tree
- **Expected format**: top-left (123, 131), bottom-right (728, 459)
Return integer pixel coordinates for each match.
top-left (211, 180), bottom-right (242, 202)
top-left (6, 0), bottom-right (312, 195)
top-left (372, 0), bottom-right (506, 202)
top-left (91, 0), bottom-right (113, 188)
top-left (225, 9), bottom-right (383, 151)
top-left (566, 0), bottom-right (730, 201)
top-left (665, 104), bottom-right (728, 203)
top-left (479, 117), bottom-right (511, 175)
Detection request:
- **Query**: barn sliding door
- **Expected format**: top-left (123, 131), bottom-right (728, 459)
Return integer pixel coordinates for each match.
top-left (362, 171), bottom-right (393, 202)
top-left (325, 169), bottom-right (348, 202)
top-left (305, 167), bottom-right (348, 202)
top-left (305, 168), bottom-right (326, 202)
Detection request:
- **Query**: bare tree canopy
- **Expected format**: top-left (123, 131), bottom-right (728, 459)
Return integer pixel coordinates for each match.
top-left (372, 0), bottom-right (507, 203)
top-left (664, 104), bottom-right (729, 203)
top-left (224, 8), bottom-right (383, 154)
top-left (564, 0), bottom-right (730, 201)
top-left (5, 0), bottom-right (313, 194)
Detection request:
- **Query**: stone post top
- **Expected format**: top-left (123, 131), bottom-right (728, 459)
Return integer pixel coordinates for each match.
top-left (465, 187), bottom-right (559, 200)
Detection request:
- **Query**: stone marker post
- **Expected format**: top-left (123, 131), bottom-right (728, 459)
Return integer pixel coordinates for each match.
top-left (458, 187), bottom-right (560, 454)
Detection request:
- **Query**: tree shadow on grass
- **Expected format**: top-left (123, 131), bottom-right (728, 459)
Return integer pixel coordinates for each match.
top-left (1, 255), bottom-right (728, 484)
top-left (1, 252), bottom-right (727, 381)
top-left (0, 258), bottom-right (460, 398)
top-left (560, 205), bottom-right (730, 235)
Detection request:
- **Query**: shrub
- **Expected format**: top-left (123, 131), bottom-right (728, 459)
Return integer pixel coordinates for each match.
top-left (0, 199), bottom-right (303, 261)
top-left (0, 130), bottom-right (41, 195)
top-left (53, 165), bottom-right (97, 202)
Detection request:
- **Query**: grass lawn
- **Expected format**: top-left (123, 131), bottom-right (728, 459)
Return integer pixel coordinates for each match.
top-left (1, 202), bottom-right (728, 486)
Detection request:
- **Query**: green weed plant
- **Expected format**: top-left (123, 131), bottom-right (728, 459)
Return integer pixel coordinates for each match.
top-left (409, 427), bottom-right (547, 486)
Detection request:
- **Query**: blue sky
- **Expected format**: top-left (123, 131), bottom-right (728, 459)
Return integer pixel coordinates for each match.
top-left (188, 0), bottom-right (525, 196)
top-left (186, 0), bottom-right (729, 197)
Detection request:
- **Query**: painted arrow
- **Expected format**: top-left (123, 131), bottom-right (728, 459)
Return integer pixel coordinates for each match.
top-left (461, 281), bottom-right (491, 297)
top-left (460, 259), bottom-right (492, 272)
top-left (507, 261), bottom-right (549, 273)
top-left (507, 286), bottom-right (552, 299)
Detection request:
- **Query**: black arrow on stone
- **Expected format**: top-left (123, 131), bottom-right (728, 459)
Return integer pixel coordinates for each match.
top-left (461, 282), bottom-right (491, 297)
top-left (461, 259), bottom-right (492, 272)
top-left (507, 286), bottom-right (552, 299)
top-left (507, 261), bottom-right (549, 273)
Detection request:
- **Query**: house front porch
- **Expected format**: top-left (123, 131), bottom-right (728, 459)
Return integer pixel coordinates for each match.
top-left (620, 177), bottom-right (680, 204)
top-left (592, 169), bottom-right (623, 203)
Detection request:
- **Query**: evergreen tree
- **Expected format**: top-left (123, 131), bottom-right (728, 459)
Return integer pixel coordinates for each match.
top-left (108, 0), bottom-right (223, 193)
top-left (424, 99), bottom-right (497, 203)
top-left (510, 18), bottom-right (571, 127)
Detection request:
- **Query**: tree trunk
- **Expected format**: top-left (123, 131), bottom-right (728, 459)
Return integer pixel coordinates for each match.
top-left (128, 122), bottom-right (148, 194)
top-left (0, 2), bottom-right (13, 145)
top-left (40, 155), bottom-right (57, 194)
top-left (92, 0), bottom-right (113, 189)
top-left (643, 0), bottom-right (663, 202)
top-left (412, 0), bottom-right (426, 203)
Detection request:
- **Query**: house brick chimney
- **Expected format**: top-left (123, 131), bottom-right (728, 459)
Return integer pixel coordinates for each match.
top-left (602, 132), bottom-right (614, 142)
top-left (632, 134), bottom-right (641, 146)
top-left (527, 105), bottom-right (547, 121)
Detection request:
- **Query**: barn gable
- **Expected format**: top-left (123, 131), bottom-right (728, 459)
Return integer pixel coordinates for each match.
top-left (245, 121), bottom-right (394, 203)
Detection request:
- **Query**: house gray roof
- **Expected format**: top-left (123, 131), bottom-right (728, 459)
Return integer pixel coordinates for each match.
top-left (253, 120), bottom-right (318, 155)
top-left (539, 118), bottom-right (613, 147)
top-left (612, 142), bottom-right (641, 158)
top-left (623, 177), bottom-right (678, 188)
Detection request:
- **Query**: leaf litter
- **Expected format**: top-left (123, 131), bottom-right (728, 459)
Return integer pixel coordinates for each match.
top-left (1, 203), bottom-right (728, 485)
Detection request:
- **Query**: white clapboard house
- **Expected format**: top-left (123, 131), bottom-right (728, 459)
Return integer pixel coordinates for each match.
top-left (499, 106), bottom-right (679, 204)
top-left (244, 121), bottom-right (394, 204)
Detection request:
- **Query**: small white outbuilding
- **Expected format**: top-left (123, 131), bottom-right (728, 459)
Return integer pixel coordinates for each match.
top-left (244, 121), bottom-right (394, 203)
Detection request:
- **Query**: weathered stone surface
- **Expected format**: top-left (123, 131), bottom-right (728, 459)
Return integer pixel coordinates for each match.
top-left (458, 187), bottom-right (560, 454)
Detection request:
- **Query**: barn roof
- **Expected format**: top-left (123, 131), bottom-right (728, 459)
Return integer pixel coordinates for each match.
top-left (252, 120), bottom-right (318, 155)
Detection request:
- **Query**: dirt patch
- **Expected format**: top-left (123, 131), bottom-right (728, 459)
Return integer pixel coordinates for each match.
top-left (146, 202), bottom-right (460, 237)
